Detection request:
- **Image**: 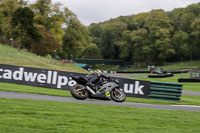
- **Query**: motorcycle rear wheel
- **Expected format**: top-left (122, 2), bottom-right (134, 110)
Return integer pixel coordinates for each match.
top-left (111, 88), bottom-right (126, 102)
top-left (70, 84), bottom-right (89, 100)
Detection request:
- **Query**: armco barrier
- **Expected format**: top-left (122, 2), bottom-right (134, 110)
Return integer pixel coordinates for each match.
top-left (148, 73), bottom-right (173, 78)
top-left (117, 71), bottom-right (150, 73)
top-left (178, 78), bottom-right (200, 82)
top-left (117, 70), bottom-right (189, 74)
top-left (75, 58), bottom-right (124, 65)
top-left (149, 81), bottom-right (182, 101)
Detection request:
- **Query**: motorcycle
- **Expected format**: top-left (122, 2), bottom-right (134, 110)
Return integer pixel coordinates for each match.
top-left (70, 76), bottom-right (126, 102)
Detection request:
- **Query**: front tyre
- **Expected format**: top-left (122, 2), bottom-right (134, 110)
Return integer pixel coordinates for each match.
top-left (70, 84), bottom-right (89, 100)
top-left (111, 88), bottom-right (126, 102)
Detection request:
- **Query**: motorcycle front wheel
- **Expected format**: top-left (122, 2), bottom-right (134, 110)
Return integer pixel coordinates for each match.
top-left (70, 84), bottom-right (89, 100)
top-left (111, 88), bottom-right (126, 102)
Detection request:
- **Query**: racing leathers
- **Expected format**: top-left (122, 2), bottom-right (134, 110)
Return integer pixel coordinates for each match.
top-left (85, 72), bottom-right (110, 88)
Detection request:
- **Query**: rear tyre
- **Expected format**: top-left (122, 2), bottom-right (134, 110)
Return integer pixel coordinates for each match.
top-left (111, 88), bottom-right (126, 102)
top-left (70, 84), bottom-right (89, 100)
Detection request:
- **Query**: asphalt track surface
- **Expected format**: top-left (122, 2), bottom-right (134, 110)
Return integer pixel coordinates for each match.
top-left (0, 91), bottom-right (200, 112)
top-left (182, 90), bottom-right (200, 96)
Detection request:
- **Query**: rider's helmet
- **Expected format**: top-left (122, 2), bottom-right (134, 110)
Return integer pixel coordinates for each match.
top-left (94, 69), bottom-right (103, 77)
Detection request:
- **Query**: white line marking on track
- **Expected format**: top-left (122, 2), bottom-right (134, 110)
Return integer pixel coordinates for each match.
top-left (171, 105), bottom-right (200, 108)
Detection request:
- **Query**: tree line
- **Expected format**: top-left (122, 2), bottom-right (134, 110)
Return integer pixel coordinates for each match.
top-left (0, 0), bottom-right (200, 66)
top-left (0, 0), bottom-right (96, 59)
top-left (89, 2), bottom-right (200, 65)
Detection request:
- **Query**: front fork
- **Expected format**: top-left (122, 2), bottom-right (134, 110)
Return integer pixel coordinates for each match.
top-left (105, 87), bottom-right (121, 99)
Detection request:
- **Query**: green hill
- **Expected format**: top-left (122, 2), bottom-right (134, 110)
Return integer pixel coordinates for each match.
top-left (0, 44), bottom-right (88, 73)
top-left (120, 60), bottom-right (200, 71)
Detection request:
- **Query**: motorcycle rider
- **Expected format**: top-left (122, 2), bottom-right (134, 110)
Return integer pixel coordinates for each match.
top-left (70, 69), bottom-right (126, 102)
top-left (85, 69), bottom-right (110, 90)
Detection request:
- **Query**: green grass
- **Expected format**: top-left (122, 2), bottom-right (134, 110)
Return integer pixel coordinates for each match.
top-left (0, 82), bottom-right (72, 97)
top-left (126, 95), bottom-right (200, 105)
top-left (0, 98), bottom-right (200, 133)
top-left (0, 82), bottom-right (200, 105)
top-left (162, 61), bottom-right (200, 70)
top-left (0, 44), bottom-right (88, 73)
top-left (124, 73), bottom-right (200, 92)
top-left (125, 60), bottom-right (200, 71)
top-left (99, 60), bottom-right (200, 71)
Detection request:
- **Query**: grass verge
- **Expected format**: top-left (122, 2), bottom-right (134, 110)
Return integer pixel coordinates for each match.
top-left (96, 60), bottom-right (200, 71)
top-left (124, 60), bottom-right (200, 71)
top-left (0, 45), bottom-right (88, 73)
top-left (0, 98), bottom-right (200, 133)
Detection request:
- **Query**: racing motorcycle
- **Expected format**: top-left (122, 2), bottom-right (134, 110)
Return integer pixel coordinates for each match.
top-left (70, 76), bottom-right (126, 102)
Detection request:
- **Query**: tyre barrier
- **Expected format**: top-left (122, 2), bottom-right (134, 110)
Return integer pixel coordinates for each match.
top-left (148, 73), bottom-right (173, 78)
top-left (117, 70), bottom-right (189, 74)
top-left (102, 71), bottom-right (117, 74)
top-left (163, 70), bottom-right (189, 74)
top-left (117, 71), bottom-right (150, 73)
top-left (149, 81), bottom-right (182, 102)
top-left (178, 78), bottom-right (200, 83)
top-left (89, 70), bottom-right (117, 74)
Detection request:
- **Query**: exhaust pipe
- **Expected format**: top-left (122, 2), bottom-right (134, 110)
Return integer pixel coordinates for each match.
top-left (86, 86), bottom-right (96, 94)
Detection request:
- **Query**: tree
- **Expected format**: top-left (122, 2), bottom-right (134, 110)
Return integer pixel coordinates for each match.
top-left (169, 3), bottom-right (200, 61)
top-left (81, 43), bottom-right (102, 59)
top-left (11, 7), bottom-right (41, 51)
top-left (48, 2), bottom-right (65, 43)
top-left (144, 10), bottom-right (175, 64)
top-left (172, 30), bottom-right (189, 61)
top-left (131, 29), bottom-right (151, 65)
top-left (89, 23), bottom-right (102, 47)
top-left (31, 0), bottom-right (51, 27)
top-left (31, 25), bottom-right (60, 56)
top-left (99, 21), bottom-right (127, 59)
top-left (119, 13), bottom-right (151, 64)
top-left (0, 14), bottom-right (3, 42)
top-left (88, 2), bottom-right (200, 65)
top-left (62, 18), bottom-right (91, 59)
top-left (190, 17), bottom-right (200, 60)
top-left (0, 0), bottom-right (22, 43)
top-left (31, 0), bottom-right (77, 51)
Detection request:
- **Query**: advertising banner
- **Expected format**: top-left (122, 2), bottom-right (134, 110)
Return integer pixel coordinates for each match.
top-left (0, 64), bottom-right (150, 98)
